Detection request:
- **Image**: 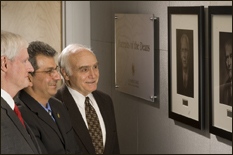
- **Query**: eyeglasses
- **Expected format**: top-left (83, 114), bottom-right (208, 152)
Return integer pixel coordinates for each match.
top-left (34, 66), bottom-right (60, 76)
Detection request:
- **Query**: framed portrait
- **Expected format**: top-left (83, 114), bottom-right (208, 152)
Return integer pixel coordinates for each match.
top-left (209, 6), bottom-right (232, 141)
top-left (168, 6), bottom-right (205, 129)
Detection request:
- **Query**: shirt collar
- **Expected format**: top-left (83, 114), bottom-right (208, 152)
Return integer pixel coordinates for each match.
top-left (66, 84), bottom-right (94, 107)
top-left (37, 101), bottom-right (52, 113)
top-left (1, 88), bottom-right (15, 110)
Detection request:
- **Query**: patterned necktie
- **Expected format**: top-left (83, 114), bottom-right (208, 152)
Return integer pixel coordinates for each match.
top-left (14, 104), bottom-right (26, 128)
top-left (85, 97), bottom-right (104, 154)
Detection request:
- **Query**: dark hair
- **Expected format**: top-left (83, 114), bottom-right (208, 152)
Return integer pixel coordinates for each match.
top-left (28, 41), bottom-right (57, 76)
top-left (225, 37), bottom-right (232, 50)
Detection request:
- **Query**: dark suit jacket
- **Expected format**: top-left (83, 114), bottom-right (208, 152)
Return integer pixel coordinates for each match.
top-left (1, 97), bottom-right (41, 154)
top-left (54, 84), bottom-right (120, 154)
top-left (14, 90), bottom-right (81, 154)
top-left (220, 78), bottom-right (232, 106)
top-left (177, 70), bottom-right (194, 98)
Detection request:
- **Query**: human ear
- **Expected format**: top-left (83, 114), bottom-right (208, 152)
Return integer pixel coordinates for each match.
top-left (28, 74), bottom-right (33, 87)
top-left (61, 68), bottom-right (70, 81)
top-left (1, 56), bottom-right (8, 72)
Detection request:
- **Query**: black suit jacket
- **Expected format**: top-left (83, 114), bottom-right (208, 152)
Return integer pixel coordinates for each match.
top-left (177, 70), bottom-right (194, 98)
top-left (14, 90), bottom-right (81, 154)
top-left (1, 97), bottom-right (41, 154)
top-left (54, 84), bottom-right (120, 154)
top-left (220, 78), bottom-right (232, 106)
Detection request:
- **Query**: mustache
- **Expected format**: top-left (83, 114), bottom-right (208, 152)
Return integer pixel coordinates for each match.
top-left (48, 81), bottom-right (58, 86)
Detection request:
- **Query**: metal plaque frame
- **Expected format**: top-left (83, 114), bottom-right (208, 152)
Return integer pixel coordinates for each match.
top-left (115, 14), bottom-right (158, 102)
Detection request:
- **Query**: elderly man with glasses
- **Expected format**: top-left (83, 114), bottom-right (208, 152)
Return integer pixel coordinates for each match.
top-left (14, 41), bottom-right (82, 154)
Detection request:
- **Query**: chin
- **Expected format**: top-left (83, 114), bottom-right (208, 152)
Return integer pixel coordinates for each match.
top-left (89, 88), bottom-right (97, 93)
top-left (21, 83), bottom-right (29, 89)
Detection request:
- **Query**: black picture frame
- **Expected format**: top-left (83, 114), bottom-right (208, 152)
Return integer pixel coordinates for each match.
top-left (209, 6), bottom-right (232, 141)
top-left (168, 6), bottom-right (205, 129)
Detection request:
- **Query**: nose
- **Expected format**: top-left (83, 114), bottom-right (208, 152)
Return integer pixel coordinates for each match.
top-left (184, 51), bottom-right (188, 57)
top-left (27, 61), bottom-right (34, 72)
top-left (89, 68), bottom-right (97, 78)
top-left (53, 70), bottom-right (61, 80)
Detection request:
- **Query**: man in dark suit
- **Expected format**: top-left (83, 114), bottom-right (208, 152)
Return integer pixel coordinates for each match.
top-left (177, 33), bottom-right (194, 98)
top-left (1, 30), bottom-right (41, 154)
top-left (14, 41), bottom-right (82, 154)
top-left (54, 44), bottom-right (120, 154)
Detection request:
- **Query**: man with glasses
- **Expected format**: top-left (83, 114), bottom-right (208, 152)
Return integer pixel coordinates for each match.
top-left (14, 41), bottom-right (82, 154)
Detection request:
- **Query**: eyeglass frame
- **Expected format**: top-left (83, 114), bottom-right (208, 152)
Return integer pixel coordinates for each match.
top-left (32, 66), bottom-right (60, 77)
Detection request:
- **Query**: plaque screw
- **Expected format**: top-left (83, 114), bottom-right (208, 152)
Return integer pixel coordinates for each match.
top-left (150, 96), bottom-right (157, 99)
top-left (150, 17), bottom-right (158, 20)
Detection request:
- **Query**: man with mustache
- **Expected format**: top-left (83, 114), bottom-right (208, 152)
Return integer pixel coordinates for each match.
top-left (14, 41), bottom-right (81, 154)
top-left (54, 44), bottom-right (120, 154)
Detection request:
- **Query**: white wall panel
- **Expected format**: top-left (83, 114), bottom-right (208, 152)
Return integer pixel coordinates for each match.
top-left (63, 1), bottom-right (90, 48)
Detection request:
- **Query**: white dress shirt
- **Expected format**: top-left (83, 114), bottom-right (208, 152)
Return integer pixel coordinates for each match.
top-left (1, 89), bottom-right (15, 110)
top-left (66, 85), bottom-right (106, 147)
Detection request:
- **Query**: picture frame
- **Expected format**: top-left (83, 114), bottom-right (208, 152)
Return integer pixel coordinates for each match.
top-left (168, 6), bottom-right (205, 129)
top-left (209, 6), bottom-right (232, 141)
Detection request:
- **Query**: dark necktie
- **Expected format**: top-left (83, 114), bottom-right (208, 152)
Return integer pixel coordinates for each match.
top-left (14, 104), bottom-right (26, 128)
top-left (47, 110), bottom-right (55, 122)
top-left (85, 97), bottom-right (104, 154)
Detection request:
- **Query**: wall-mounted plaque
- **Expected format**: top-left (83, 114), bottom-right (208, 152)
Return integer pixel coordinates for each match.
top-left (115, 14), bottom-right (156, 102)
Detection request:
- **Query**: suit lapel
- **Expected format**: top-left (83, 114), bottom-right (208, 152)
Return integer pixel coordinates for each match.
top-left (60, 84), bottom-right (95, 154)
top-left (24, 121), bottom-right (42, 153)
top-left (19, 90), bottom-right (64, 144)
top-left (50, 102), bottom-right (66, 145)
top-left (1, 98), bottom-right (39, 153)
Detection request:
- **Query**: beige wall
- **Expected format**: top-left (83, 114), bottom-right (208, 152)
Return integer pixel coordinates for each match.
top-left (1, 1), bottom-right (61, 52)
top-left (1, 1), bottom-right (62, 86)
top-left (91, 1), bottom-right (232, 154)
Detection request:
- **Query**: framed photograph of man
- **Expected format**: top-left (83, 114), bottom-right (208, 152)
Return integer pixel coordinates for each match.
top-left (219, 32), bottom-right (232, 106)
top-left (176, 29), bottom-right (194, 98)
top-left (168, 6), bottom-right (205, 129)
top-left (209, 6), bottom-right (232, 141)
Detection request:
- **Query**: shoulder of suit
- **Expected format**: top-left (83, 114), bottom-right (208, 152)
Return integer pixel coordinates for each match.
top-left (92, 90), bottom-right (109, 96)
top-left (53, 85), bottom-right (66, 100)
top-left (49, 97), bottom-right (63, 105)
top-left (49, 97), bottom-right (68, 111)
top-left (93, 90), bottom-right (111, 98)
top-left (93, 90), bottom-right (113, 105)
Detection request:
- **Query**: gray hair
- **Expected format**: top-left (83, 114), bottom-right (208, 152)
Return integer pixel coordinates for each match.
top-left (27, 41), bottom-right (57, 76)
top-left (58, 44), bottom-right (94, 76)
top-left (1, 30), bottom-right (28, 60)
top-left (225, 37), bottom-right (232, 50)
